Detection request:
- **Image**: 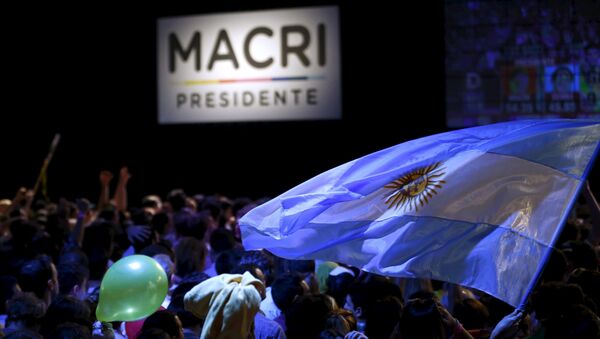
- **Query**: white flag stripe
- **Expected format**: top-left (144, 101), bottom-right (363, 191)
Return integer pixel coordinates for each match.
top-left (312, 150), bottom-right (579, 246)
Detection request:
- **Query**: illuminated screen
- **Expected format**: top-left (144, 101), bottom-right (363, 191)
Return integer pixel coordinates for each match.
top-left (445, 1), bottom-right (600, 127)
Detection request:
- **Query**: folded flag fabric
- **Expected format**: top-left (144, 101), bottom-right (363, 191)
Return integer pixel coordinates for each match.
top-left (184, 272), bottom-right (265, 339)
top-left (240, 119), bottom-right (600, 307)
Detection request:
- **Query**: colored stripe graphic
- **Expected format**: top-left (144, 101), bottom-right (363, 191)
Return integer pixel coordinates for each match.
top-left (182, 75), bottom-right (325, 86)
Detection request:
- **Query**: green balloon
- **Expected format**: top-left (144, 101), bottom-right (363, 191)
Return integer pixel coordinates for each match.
top-left (96, 255), bottom-right (168, 322)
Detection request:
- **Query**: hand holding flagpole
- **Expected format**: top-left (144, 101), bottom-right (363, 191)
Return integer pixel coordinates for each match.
top-left (33, 133), bottom-right (61, 199)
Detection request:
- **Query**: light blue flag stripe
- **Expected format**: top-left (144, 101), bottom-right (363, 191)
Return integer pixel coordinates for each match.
top-left (242, 216), bottom-right (546, 307)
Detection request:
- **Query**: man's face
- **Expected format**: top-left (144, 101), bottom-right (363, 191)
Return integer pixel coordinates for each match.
top-left (554, 69), bottom-right (573, 93)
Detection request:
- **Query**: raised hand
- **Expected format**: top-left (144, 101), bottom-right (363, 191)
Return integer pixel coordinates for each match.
top-left (490, 309), bottom-right (526, 339)
top-left (99, 171), bottom-right (114, 186)
top-left (126, 224), bottom-right (152, 244)
top-left (119, 166), bottom-right (131, 183)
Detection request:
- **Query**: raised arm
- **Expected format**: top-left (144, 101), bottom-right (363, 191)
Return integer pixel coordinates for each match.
top-left (113, 166), bottom-right (131, 213)
top-left (68, 198), bottom-right (91, 247)
top-left (97, 170), bottom-right (113, 211)
top-left (11, 187), bottom-right (34, 219)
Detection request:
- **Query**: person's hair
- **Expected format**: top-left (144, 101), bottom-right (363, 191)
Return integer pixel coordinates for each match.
top-left (0, 275), bottom-right (20, 314)
top-left (130, 208), bottom-right (152, 226)
top-left (364, 296), bottom-right (403, 339)
top-left (131, 231), bottom-right (155, 255)
top-left (240, 250), bottom-right (274, 286)
top-left (408, 290), bottom-right (437, 301)
top-left (9, 219), bottom-right (40, 251)
top-left (287, 259), bottom-right (315, 274)
top-left (82, 221), bottom-right (115, 258)
top-left (215, 248), bottom-right (243, 275)
top-left (541, 248), bottom-right (568, 282)
top-left (58, 248), bottom-right (89, 268)
top-left (6, 293), bottom-right (46, 329)
top-left (141, 310), bottom-right (182, 338)
top-left (142, 195), bottom-right (162, 209)
top-left (168, 283), bottom-right (203, 329)
top-left (84, 248), bottom-right (108, 281)
top-left (326, 272), bottom-right (355, 308)
top-left (453, 298), bottom-right (489, 330)
top-left (40, 295), bottom-right (92, 336)
top-left (399, 298), bottom-right (446, 339)
top-left (140, 243), bottom-right (175, 262)
top-left (45, 322), bottom-right (92, 339)
top-left (198, 196), bottom-right (223, 222)
top-left (342, 308), bottom-right (357, 331)
top-left (129, 209), bottom-right (156, 253)
top-left (232, 264), bottom-right (263, 282)
top-left (325, 311), bottom-right (352, 334)
top-left (151, 212), bottom-right (170, 235)
top-left (478, 294), bottom-right (514, 328)
top-left (18, 256), bottom-right (54, 300)
top-left (4, 329), bottom-right (44, 339)
top-left (319, 328), bottom-right (346, 339)
top-left (82, 221), bottom-right (115, 280)
top-left (209, 228), bottom-right (236, 254)
top-left (136, 327), bottom-right (172, 339)
top-left (347, 276), bottom-right (403, 314)
top-left (30, 232), bottom-right (60, 261)
top-left (271, 272), bottom-right (306, 312)
top-left (232, 197), bottom-right (253, 217)
top-left (174, 237), bottom-right (206, 277)
top-left (286, 294), bottom-right (335, 339)
top-left (57, 263), bottom-right (89, 296)
top-left (167, 189), bottom-right (187, 212)
top-left (173, 212), bottom-right (208, 241)
top-left (153, 254), bottom-right (175, 278)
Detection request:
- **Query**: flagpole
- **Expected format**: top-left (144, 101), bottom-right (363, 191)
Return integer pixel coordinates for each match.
top-left (32, 134), bottom-right (61, 198)
top-left (518, 140), bottom-right (600, 310)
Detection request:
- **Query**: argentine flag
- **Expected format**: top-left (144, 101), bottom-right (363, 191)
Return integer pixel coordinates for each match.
top-left (240, 119), bottom-right (600, 307)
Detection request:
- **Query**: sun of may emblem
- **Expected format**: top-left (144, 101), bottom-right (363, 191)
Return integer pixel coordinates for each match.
top-left (384, 162), bottom-right (446, 211)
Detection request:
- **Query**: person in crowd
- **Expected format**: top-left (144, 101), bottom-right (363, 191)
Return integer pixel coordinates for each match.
top-left (400, 297), bottom-right (473, 339)
top-left (286, 294), bottom-right (335, 339)
top-left (168, 283), bottom-right (204, 339)
top-left (0, 275), bottom-right (21, 327)
top-left (57, 262), bottom-right (89, 301)
top-left (263, 272), bottom-right (309, 331)
top-left (40, 294), bottom-right (92, 337)
top-left (204, 228), bottom-right (237, 277)
top-left (173, 237), bottom-right (208, 285)
top-left (17, 256), bottom-right (59, 308)
top-left (3, 293), bottom-right (46, 336)
top-left (140, 310), bottom-right (184, 339)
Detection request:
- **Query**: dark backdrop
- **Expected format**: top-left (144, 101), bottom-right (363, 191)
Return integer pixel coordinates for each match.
top-left (1, 2), bottom-right (449, 203)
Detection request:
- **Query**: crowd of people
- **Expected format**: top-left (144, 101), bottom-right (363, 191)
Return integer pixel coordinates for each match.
top-left (0, 167), bottom-right (598, 338)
